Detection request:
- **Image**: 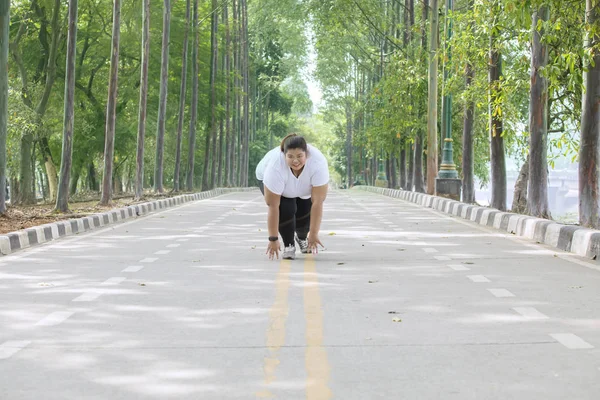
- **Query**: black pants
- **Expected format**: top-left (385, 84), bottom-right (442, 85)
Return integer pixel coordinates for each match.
top-left (259, 181), bottom-right (312, 247)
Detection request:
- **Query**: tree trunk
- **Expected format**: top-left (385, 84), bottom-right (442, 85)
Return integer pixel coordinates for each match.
top-left (209, 0), bottom-right (219, 189)
top-left (462, 62), bottom-right (475, 203)
top-left (399, 144), bottom-right (407, 189)
top-left (489, 29), bottom-right (507, 211)
top-left (241, 0), bottom-right (250, 186)
top-left (100, 0), bottom-right (122, 206)
top-left (174, 0), bottom-right (190, 193)
top-left (345, 99), bottom-right (353, 187)
top-left (186, 0), bottom-right (199, 191)
top-left (414, 131), bottom-right (425, 192)
top-left (69, 161), bottom-right (80, 196)
top-left (88, 162), bottom-right (98, 191)
top-left (579, 0), bottom-right (600, 228)
top-left (55, 0), bottom-right (78, 212)
top-left (40, 138), bottom-right (58, 201)
top-left (135, 0), bottom-right (150, 200)
top-left (512, 155), bottom-right (529, 214)
top-left (0, 0), bottom-right (8, 213)
top-left (527, 6), bottom-right (551, 218)
top-left (426, 0), bottom-right (439, 195)
top-left (154, 0), bottom-right (171, 194)
top-left (224, 1), bottom-right (231, 187)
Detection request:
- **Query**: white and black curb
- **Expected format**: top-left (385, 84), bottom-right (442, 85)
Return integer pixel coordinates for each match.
top-left (355, 186), bottom-right (600, 260)
top-left (0, 187), bottom-right (258, 256)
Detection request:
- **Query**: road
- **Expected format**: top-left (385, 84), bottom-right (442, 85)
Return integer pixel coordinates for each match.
top-left (1, 189), bottom-right (599, 399)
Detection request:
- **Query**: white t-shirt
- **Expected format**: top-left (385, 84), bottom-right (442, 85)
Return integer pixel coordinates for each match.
top-left (255, 144), bottom-right (329, 199)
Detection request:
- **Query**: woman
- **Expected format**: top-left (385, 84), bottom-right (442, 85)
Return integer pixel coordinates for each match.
top-left (256, 134), bottom-right (329, 260)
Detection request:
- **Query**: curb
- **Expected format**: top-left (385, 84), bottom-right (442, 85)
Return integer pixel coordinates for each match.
top-left (354, 186), bottom-right (600, 260)
top-left (0, 187), bottom-right (258, 256)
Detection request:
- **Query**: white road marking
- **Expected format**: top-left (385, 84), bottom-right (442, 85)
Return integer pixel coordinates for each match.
top-left (72, 291), bottom-right (102, 302)
top-left (35, 311), bottom-right (74, 326)
top-left (154, 250), bottom-right (171, 255)
top-left (487, 288), bottom-right (515, 298)
top-left (467, 275), bottom-right (490, 283)
top-left (140, 257), bottom-right (158, 263)
top-left (423, 248), bottom-right (438, 253)
top-left (101, 277), bottom-right (126, 285)
top-left (434, 255), bottom-right (451, 261)
top-left (550, 333), bottom-right (594, 349)
top-left (166, 244), bottom-right (181, 248)
top-left (0, 341), bottom-right (31, 360)
top-left (122, 265), bottom-right (144, 272)
top-left (448, 264), bottom-right (470, 271)
top-left (512, 307), bottom-right (549, 320)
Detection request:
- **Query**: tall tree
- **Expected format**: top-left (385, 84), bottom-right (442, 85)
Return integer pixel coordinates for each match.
top-left (135, 0), bottom-right (150, 200)
top-left (202, 0), bottom-right (218, 191)
top-left (154, 0), bottom-right (171, 193)
top-left (174, 0), bottom-right (191, 193)
top-left (527, 5), bottom-right (550, 218)
top-left (209, 0), bottom-right (219, 189)
top-left (241, 0), bottom-right (250, 186)
top-left (186, 0), bottom-right (199, 190)
top-left (55, 0), bottom-right (78, 212)
top-left (100, 0), bottom-right (122, 205)
top-left (0, 0), bottom-right (8, 213)
top-left (579, 0), bottom-right (600, 228)
top-left (426, 0), bottom-right (439, 195)
top-left (224, 2), bottom-right (232, 187)
top-left (461, 0), bottom-right (475, 203)
top-left (414, 0), bottom-right (428, 193)
top-left (488, 5), bottom-right (506, 211)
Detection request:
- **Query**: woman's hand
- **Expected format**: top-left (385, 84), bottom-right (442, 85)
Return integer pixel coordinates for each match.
top-left (307, 233), bottom-right (324, 254)
top-left (266, 240), bottom-right (280, 260)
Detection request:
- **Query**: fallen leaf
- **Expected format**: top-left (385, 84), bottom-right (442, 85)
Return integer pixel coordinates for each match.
top-left (368, 280), bottom-right (378, 283)
top-left (463, 262), bottom-right (474, 265)
top-left (392, 318), bottom-right (402, 323)
top-left (139, 283), bottom-right (146, 286)
top-left (38, 282), bottom-right (54, 287)
top-left (328, 232), bottom-right (336, 236)
top-left (337, 262), bottom-right (345, 265)
top-left (251, 246), bottom-right (256, 249)
top-left (397, 248), bottom-right (406, 251)
top-left (388, 311), bottom-right (400, 314)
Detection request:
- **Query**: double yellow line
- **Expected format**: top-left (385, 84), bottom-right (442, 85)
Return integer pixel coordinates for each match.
top-left (257, 257), bottom-right (332, 399)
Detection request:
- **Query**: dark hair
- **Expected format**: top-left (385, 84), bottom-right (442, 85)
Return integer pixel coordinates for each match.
top-left (280, 133), bottom-right (307, 153)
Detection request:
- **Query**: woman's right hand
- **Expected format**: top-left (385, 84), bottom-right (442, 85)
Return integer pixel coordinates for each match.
top-left (266, 240), bottom-right (280, 260)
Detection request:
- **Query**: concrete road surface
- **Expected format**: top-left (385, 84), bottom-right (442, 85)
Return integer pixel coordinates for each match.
top-left (1, 190), bottom-right (600, 399)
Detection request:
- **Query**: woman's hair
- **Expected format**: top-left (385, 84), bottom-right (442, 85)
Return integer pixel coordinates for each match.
top-left (280, 133), bottom-right (308, 153)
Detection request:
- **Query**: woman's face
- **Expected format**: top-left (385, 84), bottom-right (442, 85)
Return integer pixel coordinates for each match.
top-left (285, 148), bottom-right (307, 172)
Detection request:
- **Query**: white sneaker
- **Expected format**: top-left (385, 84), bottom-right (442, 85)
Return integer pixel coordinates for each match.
top-left (295, 234), bottom-right (310, 254)
top-left (282, 245), bottom-right (296, 260)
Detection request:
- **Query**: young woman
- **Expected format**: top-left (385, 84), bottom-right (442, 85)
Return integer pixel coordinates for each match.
top-left (256, 134), bottom-right (329, 260)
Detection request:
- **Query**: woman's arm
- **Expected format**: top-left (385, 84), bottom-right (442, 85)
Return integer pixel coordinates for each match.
top-left (308, 184), bottom-right (328, 252)
top-left (264, 185), bottom-right (281, 259)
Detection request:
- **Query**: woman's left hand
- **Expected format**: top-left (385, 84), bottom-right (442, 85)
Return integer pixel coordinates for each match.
top-left (307, 233), bottom-right (323, 254)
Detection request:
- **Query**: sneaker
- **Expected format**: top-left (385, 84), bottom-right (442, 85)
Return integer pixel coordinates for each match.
top-left (295, 234), bottom-right (310, 254)
top-left (282, 245), bottom-right (296, 260)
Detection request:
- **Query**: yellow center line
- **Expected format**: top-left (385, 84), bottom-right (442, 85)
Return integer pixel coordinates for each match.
top-left (304, 256), bottom-right (333, 400)
top-left (257, 259), bottom-right (291, 398)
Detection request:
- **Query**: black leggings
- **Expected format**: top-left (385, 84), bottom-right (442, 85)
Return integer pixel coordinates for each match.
top-left (259, 181), bottom-right (312, 247)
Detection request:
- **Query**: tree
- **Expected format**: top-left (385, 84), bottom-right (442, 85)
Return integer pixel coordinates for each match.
top-left (426, 0), bottom-right (439, 195)
top-left (461, 0), bottom-right (475, 204)
top-left (186, 0), bottom-right (199, 190)
top-left (527, 5), bottom-right (550, 218)
top-left (174, 0), bottom-right (191, 193)
top-left (100, 0), bottom-right (122, 206)
top-left (209, 0), bottom-right (219, 189)
top-left (579, 0), bottom-right (600, 228)
top-left (0, 0), bottom-right (8, 213)
top-left (135, 0), bottom-right (150, 200)
top-left (55, 0), bottom-right (78, 212)
top-left (155, 0), bottom-right (171, 193)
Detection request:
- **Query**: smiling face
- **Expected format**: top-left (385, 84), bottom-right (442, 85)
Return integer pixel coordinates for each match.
top-left (285, 148), bottom-right (307, 172)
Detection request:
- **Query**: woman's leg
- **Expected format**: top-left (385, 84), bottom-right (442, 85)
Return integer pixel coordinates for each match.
top-left (295, 197), bottom-right (312, 240)
top-left (278, 196), bottom-right (296, 247)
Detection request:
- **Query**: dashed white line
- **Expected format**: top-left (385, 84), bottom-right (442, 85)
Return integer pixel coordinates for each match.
top-left (35, 311), bottom-right (75, 326)
top-left (423, 248), bottom-right (438, 253)
top-left (467, 275), bottom-right (490, 283)
top-left (550, 333), bottom-right (594, 349)
top-left (166, 244), bottom-right (181, 248)
top-left (487, 288), bottom-right (515, 298)
top-left (448, 264), bottom-right (470, 271)
top-left (434, 255), bottom-right (451, 261)
top-left (140, 257), bottom-right (158, 263)
top-left (0, 341), bottom-right (31, 359)
top-left (122, 265), bottom-right (144, 273)
top-left (512, 307), bottom-right (549, 320)
top-left (101, 277), bottom-right (126, 285)
top-left (154, 250), bottom-right (171, 255)
top-left (72, 291), bottom-right (102, 302)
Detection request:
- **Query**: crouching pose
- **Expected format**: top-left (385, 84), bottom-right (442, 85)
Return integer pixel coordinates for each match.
top-left (256, 134), bottom-right (329, 260)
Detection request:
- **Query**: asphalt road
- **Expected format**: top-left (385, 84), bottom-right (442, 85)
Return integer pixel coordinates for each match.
top-left (1, 189), bottom-right (599, 399)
